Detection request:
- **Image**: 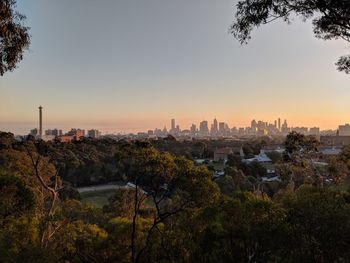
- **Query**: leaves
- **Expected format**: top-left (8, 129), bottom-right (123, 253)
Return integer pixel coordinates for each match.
top-left (231, 0), bottom-right (350, 73)
top-left (0, 0), bottom-right (30, 75)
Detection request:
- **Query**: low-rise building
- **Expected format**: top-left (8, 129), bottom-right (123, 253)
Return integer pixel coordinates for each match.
top-left (214, 147), bottom-right (233, 162)
top-left (57, 135), bottom-right (74, 143)
top-left (66, 129), bottom-right (85, 140)
top-left (320, 135), bottom-right (350, 146)
top-left (87, 129), bottom-right (101, 138)
top-left (243, 150), bottom-right (272, 164)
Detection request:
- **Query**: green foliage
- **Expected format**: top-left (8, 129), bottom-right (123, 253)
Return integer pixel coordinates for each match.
top-left (231, 0), bottom-right (350, 73)
top-left (2, 132), bottom-right (350, 262)
top-left (0, 0), bottom-right (30, 75)
top-left (284, 132), bottom-right (319, 160)
top-left (266, 151), bottom-right (283, 164)
top-left (282, 186), bottom-right (350, 261)
top-left (0, 170), bottom-right (35, 218)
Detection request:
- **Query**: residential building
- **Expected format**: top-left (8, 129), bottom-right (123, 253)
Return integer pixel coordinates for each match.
top-left (87, 129), bottom-right (101, 138)
top-left (214, 147), bottom-right (233, 162)
top-left (339, 124), bottom-right (350, 136)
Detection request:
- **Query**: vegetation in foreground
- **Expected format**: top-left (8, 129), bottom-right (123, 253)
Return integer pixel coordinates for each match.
top-left (1, 131), bottom-right (350, 262)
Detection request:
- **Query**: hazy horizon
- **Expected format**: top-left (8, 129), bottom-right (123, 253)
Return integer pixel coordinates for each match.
top-left (1, 0), bottom-right (349, 134)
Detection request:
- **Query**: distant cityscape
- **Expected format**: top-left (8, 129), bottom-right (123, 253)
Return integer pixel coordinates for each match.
top-left (24, 106), bottom-right (350, 145)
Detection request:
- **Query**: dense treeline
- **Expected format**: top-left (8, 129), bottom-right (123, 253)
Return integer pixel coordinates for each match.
top-left (0, 133), bottom-right (280, 187)
top-left (1, 132), bottom-right (350, 262)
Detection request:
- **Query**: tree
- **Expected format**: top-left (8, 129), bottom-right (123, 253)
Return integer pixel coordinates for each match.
top-left (115, 143), bottom-right (220, 263)
top-left (0, 0), bottom-right (30, 75)
top-left (231, 0), bottom-right (350, 73)
top-left (189, 192), bottom-right (287, 263)
top-left (284, 131), bottom-right (319, 161)
top-left (0, 170), bottom-right (35, 220)
top-left (282, 186), bottom-right (350, 261)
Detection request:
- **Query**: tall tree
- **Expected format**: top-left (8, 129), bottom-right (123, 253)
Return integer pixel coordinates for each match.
top-left (231, 0), bottom-right (350, 73)
top-left (0, 0), bottom-right (30, 75)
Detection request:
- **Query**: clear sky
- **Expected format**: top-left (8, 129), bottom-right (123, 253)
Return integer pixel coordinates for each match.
top-left (0, 0), bottom-right (349, 135)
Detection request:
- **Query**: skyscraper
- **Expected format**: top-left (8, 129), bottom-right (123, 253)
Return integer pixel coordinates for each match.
top-left (171, 119), bottom-right (175, 130)
top-left (278, 118), bottom-right (281, 131)
top-left (199, 120), bottom-right (209, 135)
top-left (190, 124), bottom-right (197, 135)
top-left (219, 122), bottom-right (225, 134)
top-left (251, 119), bottom-right (257, 133)
top-left (211, 117), bottom-right (218, 134)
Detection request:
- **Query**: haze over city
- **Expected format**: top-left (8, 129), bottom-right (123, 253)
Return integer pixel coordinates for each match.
top-left (0, 0), bottom-right (349, 134)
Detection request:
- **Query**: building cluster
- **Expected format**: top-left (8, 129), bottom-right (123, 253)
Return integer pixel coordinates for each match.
top-left (320, 124), bottom-right (350, 147)
top-left (30, 127), bottom-right (101, 142)
top-left (29, 106), bottom-right (103, 142)
top-left (139, 118), bottom-right (323, 139)
top-left (29, 106), bottom-right (348, 144)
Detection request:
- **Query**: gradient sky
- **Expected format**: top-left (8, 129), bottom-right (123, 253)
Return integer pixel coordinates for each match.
top-left (0, 0), bottom-right (349, 134)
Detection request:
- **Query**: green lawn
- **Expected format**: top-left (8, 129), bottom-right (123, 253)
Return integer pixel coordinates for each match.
top-left (80, 188), bottom-right (156, 209)
top-left (80, 189), bottom-right (117, 208)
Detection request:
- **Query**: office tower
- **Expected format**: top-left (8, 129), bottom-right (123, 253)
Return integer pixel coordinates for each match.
top-left (39, 106), bottom-right (43, 139)
top-left (278, 118), bottom-right (281, 131)
top-left (171, 119), bottom-right (175, 130)
top-left (211, 117), bottom-right (218, 134)
top-left (190, 124), bottom-right (197, 134)
top-left (251, 119), bottom-right (257, 133)
top-left (199, 120), bottom-right (209, 135)
top-left (274, 120), bottom-right (277, 128)
top-left (218, 122), bottom-right (225, 134)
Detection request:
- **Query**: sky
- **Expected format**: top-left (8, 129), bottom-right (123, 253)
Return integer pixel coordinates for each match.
top-left (0, 0), bottom-right (349, 135)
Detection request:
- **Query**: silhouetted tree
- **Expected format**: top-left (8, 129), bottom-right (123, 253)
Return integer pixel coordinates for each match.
top-left (0, 0), bottom-right (30, 75)
top-left (231, 0), bottom-right (350, 73)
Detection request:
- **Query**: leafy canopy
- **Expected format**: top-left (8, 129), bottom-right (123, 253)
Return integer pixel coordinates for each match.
top-left (231, 0), bottom-right (350, 73)
top-left (0, 0), bottom-right (30, 75)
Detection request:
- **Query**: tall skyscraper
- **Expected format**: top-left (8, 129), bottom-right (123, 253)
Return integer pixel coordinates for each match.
top-left (219, 122), bottom-right (225, 134)
top-left (251, 119), bottom-right (257, 133)
top-left (211, 117), bottom-right (218, 134)
top-left (190, 124), bottom-right (197, 134)
top-left (171, 119), bottom-right (175, 130)
top-left (199, 120), bottom-right (209, 135)
top-left (39, 106), bottom-right (43, 139)
top-left (278, 118), bottom-right (281, 131)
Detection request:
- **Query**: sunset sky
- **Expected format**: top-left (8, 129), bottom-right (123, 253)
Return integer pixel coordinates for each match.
top-left (1, 0), bottom-right (349, 135)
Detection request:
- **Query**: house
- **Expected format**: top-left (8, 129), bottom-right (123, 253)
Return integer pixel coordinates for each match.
top-left (57, 135), bottom-right (74, 143)
top-left (262, 176), bottom-right (281, 182)
top-left (214, 170), bottom-right (225, 178)
top-left (214, 147), bottom-right (233, 162)
top-left (242, 150), bottom-right (272, 164)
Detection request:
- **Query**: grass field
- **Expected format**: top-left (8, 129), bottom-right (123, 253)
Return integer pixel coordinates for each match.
top-left (80, 189), bottom-right (117, 208)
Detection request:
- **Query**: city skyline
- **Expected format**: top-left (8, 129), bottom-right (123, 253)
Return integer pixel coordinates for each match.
top-left (1, 113), bottom-right (349, 136)
top-left (7, 106), bottom-right (344, 136)
top-left (1, 0), bottom-right (349, 134)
